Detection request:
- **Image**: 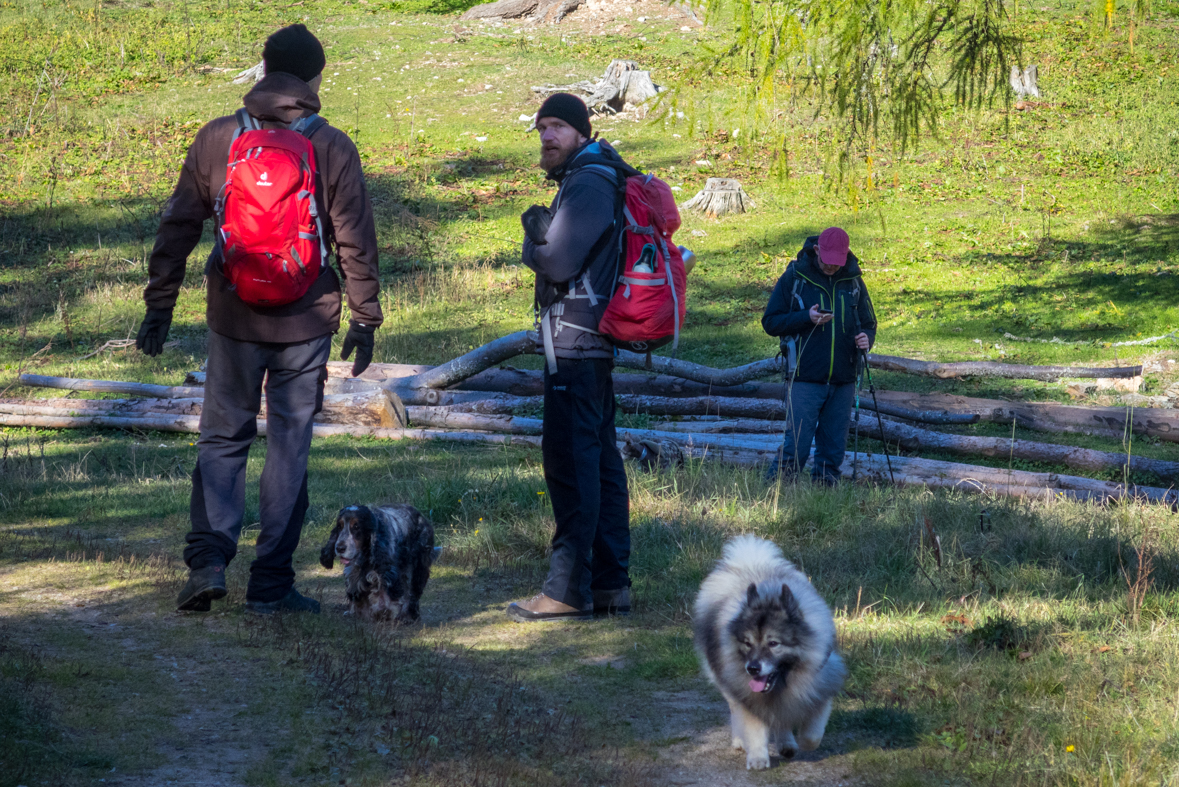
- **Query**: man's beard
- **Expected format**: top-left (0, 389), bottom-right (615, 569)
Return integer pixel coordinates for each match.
top-left (540, 143), bottom-right (575, 173)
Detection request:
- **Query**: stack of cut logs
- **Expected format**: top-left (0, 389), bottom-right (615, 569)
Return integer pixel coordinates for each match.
top-left (7, 331), bottom-right (1178, 508)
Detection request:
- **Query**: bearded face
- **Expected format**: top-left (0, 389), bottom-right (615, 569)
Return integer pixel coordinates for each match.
top-left (537, 117), bottom-right (587, 173)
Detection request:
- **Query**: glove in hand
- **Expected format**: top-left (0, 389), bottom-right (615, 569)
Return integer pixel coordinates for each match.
top-left (521, 205), bottom-right (553, 246)
top-left (135, 309), bottom-right (173, 357)
top-left (341, 321), bottom-right (376, 377)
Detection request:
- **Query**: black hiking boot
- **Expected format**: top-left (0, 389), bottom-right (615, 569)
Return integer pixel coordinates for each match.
top-left (245, 587), bottom-right (321, 615)
top-left (593, 587), bottom-right (631, 617)
top-left (176, 565), bottom-right (227, 612)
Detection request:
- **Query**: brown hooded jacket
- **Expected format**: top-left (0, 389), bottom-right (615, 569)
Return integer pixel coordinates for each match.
top-left (144, 72), bottom-right (382, 343)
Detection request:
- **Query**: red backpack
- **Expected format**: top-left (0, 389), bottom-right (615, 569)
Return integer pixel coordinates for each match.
top-left (597, 174), bottom-right (688, 354)
top-left (214, 109), bottom-right (328, 307)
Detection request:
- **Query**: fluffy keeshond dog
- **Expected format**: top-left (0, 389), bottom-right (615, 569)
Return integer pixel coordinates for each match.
top-left (693, 535), bottom-right (846, 770)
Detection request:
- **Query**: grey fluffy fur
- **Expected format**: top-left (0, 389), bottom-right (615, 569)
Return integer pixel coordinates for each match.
top-left (320, 504), bottom-right (435, 623)
top-left (693, 535), bottom-right (846, 770)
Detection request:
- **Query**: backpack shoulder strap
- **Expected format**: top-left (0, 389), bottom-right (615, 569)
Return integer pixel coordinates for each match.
top-left (291, 114), bottom-right (327, 138)
top-left (231, 108), bottom-right (260, 145)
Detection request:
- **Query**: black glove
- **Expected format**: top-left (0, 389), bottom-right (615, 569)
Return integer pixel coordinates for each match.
top-left (341, 321), bottom-right (376, 377)
top-left (135, 308), bottom-right (173, 357)
top-left (521, 205), bottom-right (553, 246)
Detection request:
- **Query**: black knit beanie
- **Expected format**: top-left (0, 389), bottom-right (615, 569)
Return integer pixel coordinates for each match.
top-left (536, 93), bottom-right (592, 139)
top-left (262, 24), bottom-right (326, 83)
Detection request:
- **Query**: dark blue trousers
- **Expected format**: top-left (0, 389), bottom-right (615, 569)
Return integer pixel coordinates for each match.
top-left (541, 358), bottom-right (631, 609)
top-left (183, 331), bottom-right (330, 603)
top-left (769, 381), bottom-right (856, 483)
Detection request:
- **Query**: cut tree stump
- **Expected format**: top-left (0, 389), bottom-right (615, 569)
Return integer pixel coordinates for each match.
top-left (681, 179), bottom-right (754, 218)
top-left (1010, 64), bottom-right (1040, 98)
top-left (532, 60), bottom-right (661, 114)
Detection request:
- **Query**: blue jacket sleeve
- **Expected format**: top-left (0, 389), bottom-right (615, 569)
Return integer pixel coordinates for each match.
top-left (525, 170), bottom-right (617, 284)
top-left (762, 268), bottom-right (814, 338)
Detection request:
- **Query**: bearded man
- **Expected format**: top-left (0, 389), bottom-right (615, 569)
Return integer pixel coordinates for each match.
top-left (506, 93), bottom-right (637, 623)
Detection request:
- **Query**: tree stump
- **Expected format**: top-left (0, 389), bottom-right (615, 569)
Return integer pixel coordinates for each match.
top-left (681, 178), bottom-right (754, 218)
top-left (233, 61), bottom-right (265, 85)
top-left (1009, 64), bottom-right (1039, 98)
top-left (532, 60), bottom-right (661, 115)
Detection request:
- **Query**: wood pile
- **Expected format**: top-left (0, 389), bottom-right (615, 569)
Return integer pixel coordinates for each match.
top-left (10, 331), bottom-right (1174, 508)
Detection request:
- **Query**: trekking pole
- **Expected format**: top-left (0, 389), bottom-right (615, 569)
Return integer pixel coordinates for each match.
top-left (860, 349), bottom-right (896, 486)
top-left (852, 360), bottom-right (862, 483)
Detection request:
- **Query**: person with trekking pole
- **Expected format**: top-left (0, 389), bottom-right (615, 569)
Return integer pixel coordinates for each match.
top-left (761, 227), bottom-right (877, 484)
top-left (505, 93), bottom-right (641, 622)
top-left (136, 24), bottom-right (383, 614)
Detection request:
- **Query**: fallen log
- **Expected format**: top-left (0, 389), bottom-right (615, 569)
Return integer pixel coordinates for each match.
top-left (0, 411), bottom-right (541, 448)
top-left (6, 409), bottom-right (1174, 506)
top-left (0, 391), bottom-right (405, 428)
top-left (874, 391), bottom-right (1179, 443)
top-left (399, 331), bottom-right (536, 390)
top-left (852, 412), bottom-right (1179, 480)
top-left (19, 374), bottom-right (205, 399)
top-left (866, 354), bottom-right (1141, 381)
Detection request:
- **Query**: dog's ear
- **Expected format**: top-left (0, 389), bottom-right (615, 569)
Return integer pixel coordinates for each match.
top-left (320, 518), bottom-right (343, 569)
top-left (746, 583), bottom-right (759, 607)
top-left (780, 583), bottom-right (802, 619)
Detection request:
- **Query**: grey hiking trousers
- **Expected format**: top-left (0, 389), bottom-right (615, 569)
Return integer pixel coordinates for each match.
top-left (182, 330), bottom-right (331, 603)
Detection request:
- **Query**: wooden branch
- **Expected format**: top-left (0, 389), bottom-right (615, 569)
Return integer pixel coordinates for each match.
top-left (397, 331), bottom-right (536, 390)
top-left (0, 411), bottom-right (541, 448)
top-left (19, 374), bottom-right (205, 399)
top-left (0, 391), bottom-right (405, 428)
top-left (874, 391), bottom-right (1179, 443)
top-left (867, 354), bottom-right (1141, 381)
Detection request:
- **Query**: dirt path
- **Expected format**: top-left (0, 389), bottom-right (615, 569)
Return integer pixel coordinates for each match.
top-left (646, 689), bottom-right (865, 787)
top-left (4, 584), bottom-right (275, 787)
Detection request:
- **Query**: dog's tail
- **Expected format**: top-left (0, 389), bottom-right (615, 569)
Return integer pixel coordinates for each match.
top-left (722, 534), bottom-right (785, 574)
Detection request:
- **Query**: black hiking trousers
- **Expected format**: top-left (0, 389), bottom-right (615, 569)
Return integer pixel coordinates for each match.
top-left (541, 358), bottom-right (631, 609)
top-left (182, 330), bottom-right (331, 603)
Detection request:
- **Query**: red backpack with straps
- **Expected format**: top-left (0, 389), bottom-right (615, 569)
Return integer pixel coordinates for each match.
top-left (215, 109), bottom-right (328, 307)
top-left (597, 174), bottom-right (688, 353)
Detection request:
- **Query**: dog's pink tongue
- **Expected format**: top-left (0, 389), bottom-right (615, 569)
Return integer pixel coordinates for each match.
top-left (749, 677), bottom-right (768, 692)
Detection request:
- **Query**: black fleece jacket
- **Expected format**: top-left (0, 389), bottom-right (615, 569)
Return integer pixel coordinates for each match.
top-left (522, 140), bottom-right (638, 360)
top-left (762, 236), bottom-right (877, 385)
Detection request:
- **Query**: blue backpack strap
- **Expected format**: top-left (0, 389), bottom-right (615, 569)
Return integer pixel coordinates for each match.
top-left (291, 113), bottom-right (327, 138)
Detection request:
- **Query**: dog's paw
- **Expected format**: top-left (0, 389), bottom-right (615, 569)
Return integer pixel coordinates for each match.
top-left (745, 752), bottom-right (771, 771)
top-left (731, 737), bottom-right (745, 752)
top-left (798, 735), bottom-right (822, 752)
top-left (393, 611), bottom-right (420, 626)
top-left (779, 744), bottom-right (798, 759)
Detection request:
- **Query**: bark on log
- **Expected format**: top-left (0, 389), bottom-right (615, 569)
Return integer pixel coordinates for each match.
top-left (851, 412), bottom-right (1179, 480)
top-left (0, 391), bottom-right (405, 428)
top-left (19, 374), bottom-right (205, 399)
top-left (461, 0), bottom-right (580, 22)
top-left (873, 391), bottom-right (1179, 443)
top-left (0, 411), bottom-right (542, 448)
top-left (397, 331), bottom-right (536, 390)
top-left (867, 354), bottom-right (1141, 381)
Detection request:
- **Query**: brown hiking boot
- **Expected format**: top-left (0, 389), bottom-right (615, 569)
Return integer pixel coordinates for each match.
top-left (593, 586), bottom-right (631, 616)
top-left (506, 593), bottom-right (592, 623)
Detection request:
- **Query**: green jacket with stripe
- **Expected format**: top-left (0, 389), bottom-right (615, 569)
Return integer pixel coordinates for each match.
top-left (761, 236), bottom-right (877, 385)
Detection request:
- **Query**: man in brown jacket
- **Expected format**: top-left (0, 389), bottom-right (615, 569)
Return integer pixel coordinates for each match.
top-left (136, 24), bottom-right (382, 614)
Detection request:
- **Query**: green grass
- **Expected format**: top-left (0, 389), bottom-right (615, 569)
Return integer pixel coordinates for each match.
top-left (2, 0), bottom-right (1179, 784)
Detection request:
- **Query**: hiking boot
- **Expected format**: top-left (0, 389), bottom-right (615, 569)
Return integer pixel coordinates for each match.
top-left (245, 587), bottom-right (321, 615)
top-left (176, 565), bottom-right (227, 612)
top-left (506, 593), bottom-right (592, 623)
top-left (593, 586), bottom-right (631, 617)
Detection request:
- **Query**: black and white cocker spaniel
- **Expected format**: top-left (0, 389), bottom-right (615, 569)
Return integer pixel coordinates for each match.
top-left (319, 504), bottom-right (436, 623)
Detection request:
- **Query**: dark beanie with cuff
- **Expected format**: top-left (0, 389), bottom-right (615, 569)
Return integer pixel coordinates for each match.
top-left (536, 93), bottom-right (592, 139)
top-left (262, 24), bottom-right (326, 84)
